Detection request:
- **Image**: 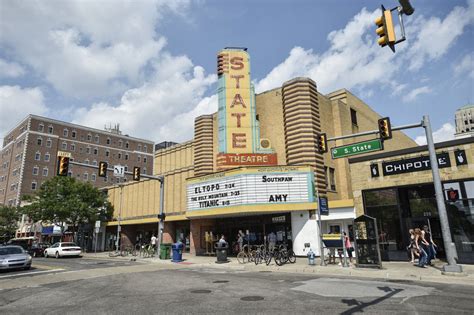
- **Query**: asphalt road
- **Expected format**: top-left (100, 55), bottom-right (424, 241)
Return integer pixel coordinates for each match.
top-left (0, 261), bottom-right (473, 314)
top-left (0, 256), bottom-right (140, 280)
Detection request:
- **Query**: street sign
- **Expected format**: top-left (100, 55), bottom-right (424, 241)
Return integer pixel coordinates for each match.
top-left (57, 150), bottom-right (72, 158)
top-left (95, 221), bottom-right (101, 228)
top-left (114, 165), bottom-right (125, 177)
top-left (319, 196), bottom-right (329, 215)
top-left (331, 139), bottom-right (383, 159)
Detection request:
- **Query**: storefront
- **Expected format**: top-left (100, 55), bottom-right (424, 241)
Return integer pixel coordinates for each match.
top-left (349, 138), bottom-right (474, 263)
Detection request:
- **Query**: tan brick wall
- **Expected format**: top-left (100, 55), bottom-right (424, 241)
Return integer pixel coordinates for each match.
top-left (350, 142), bottom-right (474, 217)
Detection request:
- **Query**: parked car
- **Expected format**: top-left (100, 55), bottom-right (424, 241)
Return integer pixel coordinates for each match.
top-left (29, 243), bottom-right (50, 257)
top-left (44, 242), bottom-right (82, 258)
top-left (0, 245), bottom-right (32, 270)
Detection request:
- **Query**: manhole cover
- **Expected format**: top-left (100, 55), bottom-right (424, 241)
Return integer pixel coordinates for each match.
top-left (191, 290), bottom-right (212, 294)
top-left (241, 296), bottom-right (264, 301)
top-left (213, 280), bottom-right (229, 283)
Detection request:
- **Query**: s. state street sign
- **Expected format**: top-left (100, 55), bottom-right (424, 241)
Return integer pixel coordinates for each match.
top-left (331, 139), bottom-right (383, 159)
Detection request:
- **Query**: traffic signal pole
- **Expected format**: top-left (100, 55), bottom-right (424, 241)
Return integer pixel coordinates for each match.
top-left (422, 116), bottom-right (462, 273)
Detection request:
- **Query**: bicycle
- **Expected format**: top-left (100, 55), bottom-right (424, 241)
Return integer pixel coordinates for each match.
top-left (254, 245), bottom-right (268, 265)
top-left (237, 244), bottom-right (250, 264)
top-left (120, 245), bottom-right (137, 257)
top-left (141, 244), bottom-right (156, 258)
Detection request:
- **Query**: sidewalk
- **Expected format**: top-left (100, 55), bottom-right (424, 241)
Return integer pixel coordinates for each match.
top-left (83, 252), bottom-right (474, 286)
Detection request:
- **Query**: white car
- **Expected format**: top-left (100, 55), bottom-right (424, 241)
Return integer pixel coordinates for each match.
top-left (44, 242), bottom-right (82, 258)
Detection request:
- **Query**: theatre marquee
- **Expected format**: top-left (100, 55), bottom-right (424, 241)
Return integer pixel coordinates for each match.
top-left (186, 166), bottom-right (315, 212)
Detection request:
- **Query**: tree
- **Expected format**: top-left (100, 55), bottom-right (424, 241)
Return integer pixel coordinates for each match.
top-left (0, 205), bottom-right (19, 243)
top-left (21, 176), bottom-right (114, 241)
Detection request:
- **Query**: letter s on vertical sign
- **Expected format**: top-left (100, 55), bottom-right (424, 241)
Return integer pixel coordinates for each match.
top-left (230, 57), bottom-right (244, 70)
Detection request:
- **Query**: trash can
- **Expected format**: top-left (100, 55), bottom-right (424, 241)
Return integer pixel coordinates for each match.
top-left (171, 242), bottom-right (184, 262)
top-left (215, 244), bottom-right (229, 264)
top-left (160, 243), bottom-right (172, 260)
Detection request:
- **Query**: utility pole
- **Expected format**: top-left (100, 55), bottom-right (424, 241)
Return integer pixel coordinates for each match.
top-left (314, 186), bottom-right (326, 266)
top-left (156, 178), bottom-right (165, 257)
top-left (115, 181), bottom-right (124, 252)
top-left (422, 115), bottom-right (462, 273)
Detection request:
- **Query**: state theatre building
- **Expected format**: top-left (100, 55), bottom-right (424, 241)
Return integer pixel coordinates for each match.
top-left (105, 48), bottom-right (416, 256)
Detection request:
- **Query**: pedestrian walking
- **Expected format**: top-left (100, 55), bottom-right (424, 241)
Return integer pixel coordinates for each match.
top-left (268, 232), bottom-right (277, 252)
top-left (343, 232), bottom-right (354, 264)
top-left (407, 229), bottom-right (419, 263)
top-left (414, 228), bottom-right (429, 268)
top-left (218, 235), bottom-right (228, 248)
top-left (151, 234), bottom-right (157, 250)
top-left (423, 225), bottom-right (437, 265)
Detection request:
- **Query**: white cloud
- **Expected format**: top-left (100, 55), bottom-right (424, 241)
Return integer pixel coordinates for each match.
top-left (402, 86), bottom-right (432, 102)
top-left (405, 1), bottom-right (474, 71)
top-left (255, 1), bottom-right (474, 95)
top-left (453, 54), bottom-right (474, 79)
top-left (0, 58), bottom-right (25, 78)
top-left (0, 0), bottom-right (190, 99)
top-left (72, 53), bottom-right (217, 143)
top-left (0, 86), bottom-right (48, 143)
top-left (415, 122), bottom-right (455, 145)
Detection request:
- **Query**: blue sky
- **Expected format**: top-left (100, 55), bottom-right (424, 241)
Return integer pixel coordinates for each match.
top-left (0, 0), bottom-right (473, 146)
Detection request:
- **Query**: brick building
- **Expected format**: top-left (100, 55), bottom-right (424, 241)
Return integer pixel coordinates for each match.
top-left (104, 48), bottom-right (417, 256)
top-left (0, 115), bottom-right (154, 238)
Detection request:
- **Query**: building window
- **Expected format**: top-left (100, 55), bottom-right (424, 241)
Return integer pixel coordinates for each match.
top-left (46, 139), bottom-right (52, 148)
top-left (106, 150), bottom-right (110, 157)
top-left (118, 140), bottom-right (123, 147)
top-left (79, 147), bottom-right (83, 153)
top-left (92, 160), bottom-right (97, 166)
top-left (68, 171), bottom-right (73, 177)
top-left (33, 166), bottom-right (39, 175)
top-left (84, 173), bottom-right (88, 181)
top-left (137, 155), bottom-right (141, 162)
top-left (125, 154), bottom-right (129, 160)
top-left (42, 167), bottom-right (48, 176)
top-left (124, 166), bottom-right (128, 172)
top-left (71, 130), bottom-right (77, 138)
top-left (91, 174), bottom-right (96, 181)
top-left (350, 108), bottom-right (358, 126)
top-left (45, 153), bottom-right (50, 162)
top-left (31, 182), bottom-right (37, 190)
top-left (118, 152), bottom-right (122, 159)
top-left (87, 134), bottom-right (92, 141)
top-left (48, 125), bottom-right (53, 134)
top-left (144, 145), bottom-right (147, 153)
top-left (38, 123), bottom-right (44, 132)
top-left (70, 143), bottom-right (75, 151)
top-left (138, 144), bottom-right (142, 151)
top-left (12, 169), bottom-right (18, 176)
top-left (329, 167), bottom-right (336, 191)
top-left (143, 157), bottom-right (147, 163)
top-left (62, 142), bottom-right (67, 150)
top-left (84, 159), bottom-right (89, 165)
top-left (37, 137), bottom-right (43, 146)
top-left (86, 147), bottom-right (91, 154)
top-left (93, 148), bottom-right (98, 155)
top-left (143, 168), bottom-right (147, 175)
top-left (106, 138), bottom-right (111, 145)
top-left (63, 129), bottom-right (68, 137)
top-left (125, 142), bottom-right (129, 149)
top-left (95, 135), bottom-right (99, 143)
top-left (35, 152), bottom-right (41, 161)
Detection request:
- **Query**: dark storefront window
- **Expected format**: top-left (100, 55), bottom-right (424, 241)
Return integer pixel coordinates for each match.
top-left (363, 180), bottom-right (474, 263)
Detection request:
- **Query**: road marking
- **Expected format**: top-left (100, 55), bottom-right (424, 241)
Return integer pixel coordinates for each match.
top-left (0, 268), bottom-right (65, 279)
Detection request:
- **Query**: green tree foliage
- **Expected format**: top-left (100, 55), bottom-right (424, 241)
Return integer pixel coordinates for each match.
top-left (0, 205), bottom-right (19, 242)
top-left (21, 176), bottom-right (114, 240)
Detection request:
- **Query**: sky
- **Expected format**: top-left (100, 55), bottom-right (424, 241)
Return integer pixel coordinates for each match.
top-left (0, 0), bottom-right (473, 147)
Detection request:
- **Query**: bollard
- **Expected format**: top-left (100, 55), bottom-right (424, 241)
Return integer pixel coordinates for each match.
top-left (307, 249), bottom-right (316, 265)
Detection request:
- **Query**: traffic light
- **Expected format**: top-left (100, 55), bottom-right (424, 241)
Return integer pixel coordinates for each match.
top-left (447, 189), bottom-right (459, 202)
top-left (133, 167), bottom-right (140, 181)
top-left (98, 161), bottom-right (108, 178)
top-left (378, 117), bottom-right (392, 140)
top-left (375, 5), bottom-right (396, 51)
top-left (317, 133), bottom-right (328, 153)
top-left (399, 0), bottom-right (414, 15)
top-left (57, 156), bottom-right (69, 176)
top-left (157, 213), bottom-right (166, 221)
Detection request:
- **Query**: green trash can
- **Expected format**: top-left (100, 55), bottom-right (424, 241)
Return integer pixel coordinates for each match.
top-left (160, 243), bottom-right (172, 260)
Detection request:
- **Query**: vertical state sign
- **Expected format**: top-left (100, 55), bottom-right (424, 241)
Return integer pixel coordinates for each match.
top-left (217, 49), bottom-right (254, 154)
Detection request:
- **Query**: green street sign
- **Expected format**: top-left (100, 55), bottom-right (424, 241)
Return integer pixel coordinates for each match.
top-left (331, 138), bottom-right (383, 159)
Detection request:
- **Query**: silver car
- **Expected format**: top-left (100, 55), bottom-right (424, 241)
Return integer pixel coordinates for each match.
top-left (0, 245), bottom-right (33, 270)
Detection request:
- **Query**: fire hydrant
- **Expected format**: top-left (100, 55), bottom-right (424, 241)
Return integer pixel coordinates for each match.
top-left (307, 249), bottom-right (316, 265)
